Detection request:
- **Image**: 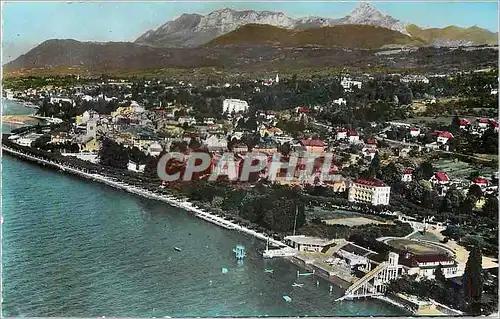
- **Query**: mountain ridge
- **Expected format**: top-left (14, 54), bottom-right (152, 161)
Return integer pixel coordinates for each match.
top-left (135, 3), bottom-right (411, 48)
top-left (205, 24), bottom-right (424, 49)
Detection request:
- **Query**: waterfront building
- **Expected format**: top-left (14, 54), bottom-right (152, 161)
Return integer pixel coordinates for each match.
top-left (284, 235), bottom-right (336, 252)
top-left (399, 253), bottom-right (459, 279)
top-left (348, 179), bottom-right (391, 206)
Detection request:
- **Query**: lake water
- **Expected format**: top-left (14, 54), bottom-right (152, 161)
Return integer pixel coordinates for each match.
top-left (1, 99), bottom-right (405, 317)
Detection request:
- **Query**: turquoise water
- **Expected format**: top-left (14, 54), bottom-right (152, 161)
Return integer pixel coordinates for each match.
top-left (1, 99), bottom-right (405, 317)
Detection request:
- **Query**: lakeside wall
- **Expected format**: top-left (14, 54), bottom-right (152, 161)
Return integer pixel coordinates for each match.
top-left (2, 145), bottom-right (287, 249)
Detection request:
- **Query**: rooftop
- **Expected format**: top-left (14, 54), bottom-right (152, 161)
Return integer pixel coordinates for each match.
top-left (354, 178), bottom-right (386, 187)
top-left (284, 235), bottom-right (336, 247)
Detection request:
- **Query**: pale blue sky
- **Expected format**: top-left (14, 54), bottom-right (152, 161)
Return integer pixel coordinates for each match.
top-left (2, 1), bottom-right (499, 62)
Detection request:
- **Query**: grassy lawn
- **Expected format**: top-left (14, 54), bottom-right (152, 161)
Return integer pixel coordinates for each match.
top-left (433, 159), bottom-right (496, 180)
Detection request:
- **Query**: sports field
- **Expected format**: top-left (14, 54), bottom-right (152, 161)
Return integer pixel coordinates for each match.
top-left (384, 238), bottom-right (452, 256)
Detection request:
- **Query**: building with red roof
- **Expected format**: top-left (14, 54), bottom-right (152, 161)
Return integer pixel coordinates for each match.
top-left (429, 171), bottom-right (450, 186)
top-left (472, 177), bottom-right (489, 189)
top-left (409, 127), bottom-right (421, 137)
top-left (459, 119), bottom-right (471, 130)
top-left (366, 138), bottom-right (377, 145)
top-left (401, 168), bottom-right (413, 182)
top-left (300, 139), bottom-right (325, 154)
top-left (489, 120), bottom-right (499, 132)
top-left (336, 128), bottom-right (348, 140)
top-left (348, 178), bottom-right (390, 206)
top-left (437, 131), bottom-right (454, 144)
top-left (399, 253), bottom-right (459, 279)
top-left (477, 118), bottom-right (490, 128)
top-left (347, 130), bottom-right (360, 143)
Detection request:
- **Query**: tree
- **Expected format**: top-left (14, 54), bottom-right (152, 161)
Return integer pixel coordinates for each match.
top-left (188, 137), bottom-right (201, 150)
top-left (463, 245), bottom-right (484, 304)
top-left (370, 152), bottom-right (381, 175)
top-left (451, 113), bottom-right (461, 134)
top-left (440, 186), bottom-right (465, 212)
top-left (468, 184), bottom-right (483, 200)
top-left (414, 161), bottom-right (434, 180)
top-left (482, 196), bottom-right (498, 219)
top-left (435, 264), bottom-right (446, 283)
top-left (98, 138), bottom-right (129, 169)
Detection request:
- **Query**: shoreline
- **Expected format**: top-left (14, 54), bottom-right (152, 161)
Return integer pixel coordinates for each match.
top-left (2, 145), bottom-right (287, 249)
top-left (2, 145), bottom-right (418, 315)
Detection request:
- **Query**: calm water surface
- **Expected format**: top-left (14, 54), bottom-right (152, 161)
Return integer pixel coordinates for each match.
top-left (1, 99), bottom-right (405, 317)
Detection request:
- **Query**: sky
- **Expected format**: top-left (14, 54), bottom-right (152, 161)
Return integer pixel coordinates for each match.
top-left (2, 1), bottom-right (499, 62)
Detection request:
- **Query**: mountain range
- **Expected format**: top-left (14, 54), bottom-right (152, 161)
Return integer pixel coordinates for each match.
top-left (4, 2), bottom-right (498, 75)
top-left (135, 3), bottom-right (411, 48)
top-left (135, 3), bottom-right (496, 48)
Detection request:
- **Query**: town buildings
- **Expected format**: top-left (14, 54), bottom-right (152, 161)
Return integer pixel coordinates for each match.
top-left (348, 179), bottom-right (391, 206)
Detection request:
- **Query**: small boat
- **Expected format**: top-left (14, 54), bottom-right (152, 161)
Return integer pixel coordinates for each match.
top-left (283, 295), bottom-right (292, 302)
top-left (264, 268), bottom-right (274, 273)
top-left (174, 247), bottom-right (182, 252)
top-left (292, 282), bottom-right (304, 288)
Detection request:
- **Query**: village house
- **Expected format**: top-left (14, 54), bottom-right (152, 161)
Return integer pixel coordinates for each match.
top-left (50, 132), bottom-right (72, 144)
top-left (348, 178), bottom-right (391, 206)
top-left (471, 177), bottom-right (489, 190)
top-left (430, 171), bottom-right (450, 186)
top-left (127, 161), bottom-right (146, 173)
top-left (336, 128), bottom-right (348, 140)
top-left (178, 116), bottom-right (196, 126)
top-left (362, 148), bottom-right (378, 160)
top-left (332, 97), bottom-right (347, 106)
top-left (477, 118), bottom-right (490, 129)
top-left (78, 136), bottom-right (99, 153)
top-left (436, 131), bottom-right (454, 144)
top-left (365, 138), bottom-right (378, 148)
top-left (401, 168), bottom-right (413, 182)
top-left (340, 77), bottom-right (362, 91)
top-left (409, 127), bottom-right (420, 137)
top-left (459, 119), bottom-right (471, 130)
top-left (205, 135), bottom-right (228, 151)
top-left (300, 139), bottom-right (325, 154)
top-left (347, 130), bottom-right (360, 144)
top-left (147, 142), bottom-right (163, 157)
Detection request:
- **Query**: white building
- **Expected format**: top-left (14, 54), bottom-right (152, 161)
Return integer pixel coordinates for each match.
top-left (401, 169), bottom-right (413, 182)
top-left (147, 142), bottom-right (163, 157)
top-left (127, 161), bottom-right (145, 173)
top-left (400, 75), bottom-right (430, 84)
top-left (86, 118), bottom-right (98, 139)
top-left (178, 116), bottom-right (196, 126)
top-left (341, 77), bottom-right (362, 91)
top-left (347, 130), bottom-right (360, 144)
top-left (400, 253), bottom-right (459, 279)
top-left (223, 99), bottom-right (249, 114)
top-left (437, 131), bottom-right (454, 144)
top-left (336, 129), bottom-right (348, 140)
top-left (284, 235), bottom-right (336, 252)
top-left (409, 127), bottom-right (420, 137)
top-left (333, 97), bottom-right (347, 106)
top-left (348, 178), bottom-right (391, 206)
